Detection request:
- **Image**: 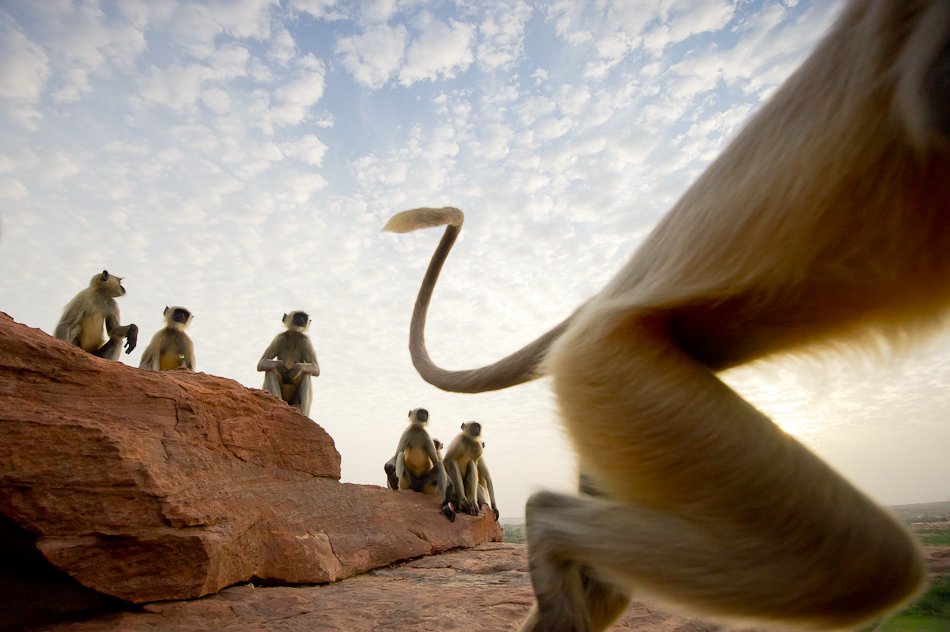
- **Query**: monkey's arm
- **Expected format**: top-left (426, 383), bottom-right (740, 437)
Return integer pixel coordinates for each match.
top-left (105, 311), bottom-right (137, 354)
top-left (384, 207), bottom-right (575, 394)
top-left (257, 338), bottom-right (289, 376)
top-left (477, 458), bottom-right (500, 519)
top-left (463, 461), bottom-right (480, 514)
top-left (138, 338), bottom-right (159, 370)
top-left (182, 338), bottom-right (196, 371)
top-left (53, 299), bottom-right (83, 344)
top-left (290, 339), bottom-right (320, 379)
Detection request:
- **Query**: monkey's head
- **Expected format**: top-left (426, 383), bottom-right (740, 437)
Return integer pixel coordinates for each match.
top-left (461, 421), bottom-right (482, 438)
top-left (91, 270), bottom-right (126, 297)
top-left (163, 306), bottom-right (193, 329)
top-left (409, 408), bottom-right (429, 424)
top-left (283, 311), bottom-right (311, 332)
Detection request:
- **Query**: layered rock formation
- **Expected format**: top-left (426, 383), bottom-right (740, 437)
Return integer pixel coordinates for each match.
top-left (0, 313), bottom-right (501, 628)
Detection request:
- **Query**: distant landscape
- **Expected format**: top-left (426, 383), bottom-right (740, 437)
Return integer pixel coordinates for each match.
top-left (501, 500), bottom-right (950, 630)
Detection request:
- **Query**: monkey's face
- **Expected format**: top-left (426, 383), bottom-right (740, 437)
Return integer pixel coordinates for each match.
top-left (164, 306), bottom-right (193, 328)
top-left (93, 270), bottom-right (126, 297)
top-left (172, 308), bottom-right (191, 324)
top-left (410, 408), bottom-right (429, 423)
top-left (283, 311), bottom-right (310, 331)
top-left (461, 421), bottom-right (482, 437)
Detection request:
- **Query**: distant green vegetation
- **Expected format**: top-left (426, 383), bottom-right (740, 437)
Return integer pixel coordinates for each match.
top-left (879, 576), bottom-right (950, 631)
top-left (915, 527), bottom-right (950, 547)
top-left (501, 522), bottom-right (525, 544)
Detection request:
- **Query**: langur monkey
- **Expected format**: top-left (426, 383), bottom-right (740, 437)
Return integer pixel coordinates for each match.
top-left (54, 270), bottom-right (138, 360)
top-left (258, 311), bottom-right (320, 417)
top-left (138, 306), bottom-right (195, 371)
top-left (386, 408), bottom-right (456, 521)
top-left (442, 422), bottom-right (490, 517)
top-left (383, 1), bottom-right (950, 629)
top-left (386, 437), bottom-right (444, 491)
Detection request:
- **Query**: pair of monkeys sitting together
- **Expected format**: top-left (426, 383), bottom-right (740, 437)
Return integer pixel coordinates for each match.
top-left (384, 407), bottom-right (499, 523)
top-left (53, 270), bottom-right (320, 416)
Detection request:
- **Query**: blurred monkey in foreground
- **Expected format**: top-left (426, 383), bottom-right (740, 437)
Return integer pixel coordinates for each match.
top-left (386, 408), bottom-right (456, 521)
top-left (384, 0), bottom-right (950, 629)
top-left (258, 311), bottom-right (320, 417)
top-left (54, 270), bottom-right (138, 360)
top-left (139, 306), bottom-right (195, 371)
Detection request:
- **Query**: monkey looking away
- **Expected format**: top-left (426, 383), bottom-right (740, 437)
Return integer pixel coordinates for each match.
top-left (258, 311), bottom-right (320, 417)
top-left (54, 270), bottom-right (138, 360)
top-left (138, 306), bottom-right (195, 371)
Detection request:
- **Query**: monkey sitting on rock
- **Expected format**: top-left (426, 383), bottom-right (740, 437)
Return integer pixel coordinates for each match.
top-left (54, 270), bottom-right (138, 360)
top-left (139, 306), bottom-right (195, 371)
top-left (385, 408), bottom-right (456, 521)
top-left (258, 311), bottom-right (320, 417)
top-left (443, 421), bottom-right (498, 518)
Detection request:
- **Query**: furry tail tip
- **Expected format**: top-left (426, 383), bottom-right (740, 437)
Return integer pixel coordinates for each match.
top-left (383, 207), bottom-right (464, 233)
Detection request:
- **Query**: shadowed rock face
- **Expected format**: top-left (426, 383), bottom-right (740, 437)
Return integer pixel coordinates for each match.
top-left (0, 312), bottom-right (501, 627)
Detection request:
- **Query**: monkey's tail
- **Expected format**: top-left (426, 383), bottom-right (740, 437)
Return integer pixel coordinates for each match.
top-left (384, 207), bottom-right (574, 394)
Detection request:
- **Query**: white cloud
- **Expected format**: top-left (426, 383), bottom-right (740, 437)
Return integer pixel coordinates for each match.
top-left (288, 0), bottom-right (342, 20)
top-left (279, 134), bottom-right (329, 166)
top-left (136, 45), bottom-right (249, 111)
top-left (358, 0), bottom-right (397, 24)
top-left (398, 13), bottom-right (475, 86)
top-left (645, 0), bottom-right (736, 53)
top-left (267, 28), bottom-right (297, 65)
top-left (0, 15), bottom-right (50, 104)
top-left (266, 55), bottom-right (327, 129)
top-left (138, 64), bottom-right (208, 111)
top-left (474, 0), bottom-right (533, 70)
top-left (170, 0), bottom-right (275, 58)
top-left (201, 88), bottom-right (232, 114)
top-left (336, 24), bottom-right (408, 89)
top-left (0, 177), bottom-right (28, 199)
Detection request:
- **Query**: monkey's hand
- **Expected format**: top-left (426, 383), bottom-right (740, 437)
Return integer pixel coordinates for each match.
top-left (384, 462), bottom-right (398, 490)
top-left (491, 505), bottom-right (500, 521)
top-left (260, 360), bottom-right (289, 378)
top-left (124, 324), bottom-right (138, 354)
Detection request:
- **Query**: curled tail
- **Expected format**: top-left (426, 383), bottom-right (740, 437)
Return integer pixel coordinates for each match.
top-left (383, 207), bottom-right (574, 393)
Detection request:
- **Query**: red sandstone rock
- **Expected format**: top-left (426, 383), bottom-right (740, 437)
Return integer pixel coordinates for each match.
top-left (0, 313), bottom-right (501, 614)
top-left (37, 544), bottom-right (726, 632)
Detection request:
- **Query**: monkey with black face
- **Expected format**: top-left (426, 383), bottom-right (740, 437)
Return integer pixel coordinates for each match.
top-left (386, 408), bottom-right (456, 521)
top-left (442, 421), bottom-right (487, 517)
top-left (54, 270), bottom-right (138, 360)
top-left (139, 306), bottom-right (195, 371)
top-left (258, 311), bottom-right (320, 417)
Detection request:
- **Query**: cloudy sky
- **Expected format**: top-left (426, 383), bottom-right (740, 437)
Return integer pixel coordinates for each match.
top-left (2, 0), bottom-right (947, 519)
